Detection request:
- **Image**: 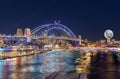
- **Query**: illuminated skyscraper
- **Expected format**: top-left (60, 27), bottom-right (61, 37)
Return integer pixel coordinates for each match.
top-left (16, 28), bottom-right (23, 37)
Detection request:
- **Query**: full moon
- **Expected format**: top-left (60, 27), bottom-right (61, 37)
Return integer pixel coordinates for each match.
top-left (104, 29), bottom-right (114, 39)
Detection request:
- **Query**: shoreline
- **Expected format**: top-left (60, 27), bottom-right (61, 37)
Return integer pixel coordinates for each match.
top-left (0, 50), bottom-right (46, 60)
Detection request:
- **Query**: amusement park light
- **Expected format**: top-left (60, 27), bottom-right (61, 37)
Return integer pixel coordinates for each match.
top-left (104, 29), bottom-right (114, 39)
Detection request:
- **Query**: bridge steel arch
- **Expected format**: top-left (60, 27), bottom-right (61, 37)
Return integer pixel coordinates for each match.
top-left (31, 23), bottom-right (77, 40)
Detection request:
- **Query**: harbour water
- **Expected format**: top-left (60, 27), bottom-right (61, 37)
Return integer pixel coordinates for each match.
top-left (0, 50), bottom-right (120, 79)
top-left (87, 51), bottom-right (120, 79)
top-left (0, 50), bottom-right (79, 79)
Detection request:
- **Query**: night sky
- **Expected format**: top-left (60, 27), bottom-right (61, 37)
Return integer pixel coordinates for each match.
top-left (0, 0), bottom-right (120, 41)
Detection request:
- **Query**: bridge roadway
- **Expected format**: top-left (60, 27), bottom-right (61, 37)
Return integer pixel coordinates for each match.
top-left (0, 36), bottom-right (26, 41)
top-left (32, 36), bottom-right (78, 41)
top-left (0, 36), bottom-right (78, 41)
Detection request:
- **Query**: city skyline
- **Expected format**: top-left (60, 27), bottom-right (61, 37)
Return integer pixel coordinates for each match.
top-left (0, 0), bottom-right (120, 40)
top-left (0, 22), bottom-right (117, 41)
top-left (0, 1), bottom-right (120, 79)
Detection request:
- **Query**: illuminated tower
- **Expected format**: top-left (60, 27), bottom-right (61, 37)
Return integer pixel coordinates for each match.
top-left (16, 28), bottom-right (23, 37)
top-left (24, 28), bottom-right (31, 42)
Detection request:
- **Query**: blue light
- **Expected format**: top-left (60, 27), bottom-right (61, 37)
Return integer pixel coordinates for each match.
top-left (0, 59), bottom-right (3, 62)
top-left (0, 47), bottom-right (6, 52)
top-left (31, 23), bottom-right (77, 39)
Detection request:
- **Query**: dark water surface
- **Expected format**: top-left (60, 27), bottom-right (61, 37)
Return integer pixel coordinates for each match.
top-left (87, 52), bottom-right (120, 79)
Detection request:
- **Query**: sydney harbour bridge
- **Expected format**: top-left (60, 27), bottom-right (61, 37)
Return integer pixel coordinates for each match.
top-left (0, 22), bottom-right (80, 47)
top-left (31, 22), bottom-right (79, 47)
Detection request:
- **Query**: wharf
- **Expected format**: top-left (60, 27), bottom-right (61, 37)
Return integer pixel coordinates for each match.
top-left (46, 72), bottom-right (87, 79)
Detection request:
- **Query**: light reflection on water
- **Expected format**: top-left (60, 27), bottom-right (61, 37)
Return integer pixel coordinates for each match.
top-left (87, 51), bottom-right (120, 79)
top-left (0, 50), bottom-right (79, 79)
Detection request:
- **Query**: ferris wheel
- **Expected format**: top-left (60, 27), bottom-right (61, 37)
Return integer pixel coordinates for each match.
top-left (104, 29), bottom-right (114, 39)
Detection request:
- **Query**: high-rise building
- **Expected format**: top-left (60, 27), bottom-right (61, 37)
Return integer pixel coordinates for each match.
top-left (16, 28), bottom-right (23, 37)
